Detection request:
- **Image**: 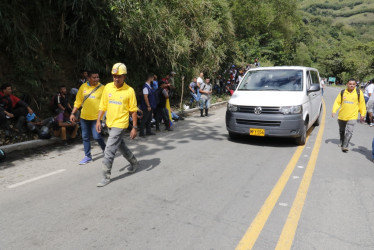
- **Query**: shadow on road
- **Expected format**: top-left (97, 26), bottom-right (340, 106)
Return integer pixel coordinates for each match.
top-left (352, 146), bottom-right (372, 162)
top-left (325, 138), bottom-right (355, 147)
top-left (112, 158), bottom-right (161, 183)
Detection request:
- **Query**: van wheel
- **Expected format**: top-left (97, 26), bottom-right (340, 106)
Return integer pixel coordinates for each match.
top-left (314, 106), bottom-right (322, 126)
top-left (229, 132), bottom-right (240, 140)
top-left (295, 123), bottom-right (307, 145)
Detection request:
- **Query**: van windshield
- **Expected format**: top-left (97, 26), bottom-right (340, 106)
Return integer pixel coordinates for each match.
top-left (238, 70), bottom-right (303, 91)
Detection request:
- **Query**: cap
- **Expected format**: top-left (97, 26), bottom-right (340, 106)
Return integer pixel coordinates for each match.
top-left (111, 63), bottom-right (127, 75)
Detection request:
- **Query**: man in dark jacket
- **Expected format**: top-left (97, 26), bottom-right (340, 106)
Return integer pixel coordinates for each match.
top-left (155, 81), bottom-right (172, 132)
top-left (0, 84), bottom-right (33, 135)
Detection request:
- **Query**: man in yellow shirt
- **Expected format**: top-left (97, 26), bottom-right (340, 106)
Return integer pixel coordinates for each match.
top-left (70, 71), bottom-right (106, 165)
top-left (95, 63), bottom-right (139, 187)
top-left (332, 79), bottom-right (366, 152)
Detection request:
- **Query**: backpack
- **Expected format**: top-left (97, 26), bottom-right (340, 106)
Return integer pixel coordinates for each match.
top-left (340, 88), bottom-right (360, 102)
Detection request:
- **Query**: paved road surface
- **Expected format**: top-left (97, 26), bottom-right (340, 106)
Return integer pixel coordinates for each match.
top-left (1, 86), bottom-right (374, 249)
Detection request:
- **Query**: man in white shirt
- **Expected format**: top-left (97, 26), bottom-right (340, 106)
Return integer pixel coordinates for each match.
top-left (364, 81), bottom-right (374, 103)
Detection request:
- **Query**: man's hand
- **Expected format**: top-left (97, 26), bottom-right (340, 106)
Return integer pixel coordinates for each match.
top-left (96, 120), bottom-right (102, 133)
top-left (6, 112), bottom-right (14, 118)
top-left (70, 114), bottom-right (76, 123)
top-left (332, 113), bottom-right (335, 118)
top-left (130, 128), bottom-right (137, 140)
top-left (360, 115), bottom-right (365, 122)
top-left (147, 106), bottom-right (151, 112)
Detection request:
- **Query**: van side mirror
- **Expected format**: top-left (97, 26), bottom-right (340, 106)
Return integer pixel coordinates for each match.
top-left (308, 84), bottom-right (320, 93)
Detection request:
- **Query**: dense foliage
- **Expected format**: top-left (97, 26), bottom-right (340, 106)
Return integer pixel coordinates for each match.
top-left (0, 0), bottom-right (373, 112)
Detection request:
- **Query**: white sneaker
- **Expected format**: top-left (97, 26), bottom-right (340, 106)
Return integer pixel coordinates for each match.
top-left (370, 123), bottom-right (374, 127)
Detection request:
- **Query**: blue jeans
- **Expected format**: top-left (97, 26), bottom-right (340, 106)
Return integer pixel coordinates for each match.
top-left (199, 98), bottom-right (210, 110)
top-left (190, 90), bottom-right (200, 104)
top-left (80, 119), bottom-right (106, 158)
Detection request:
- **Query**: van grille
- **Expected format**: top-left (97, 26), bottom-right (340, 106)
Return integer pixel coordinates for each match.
top-left (237, 106), bottom-right (282, 114)
top-left (236, 119), bottom-right (281, 127)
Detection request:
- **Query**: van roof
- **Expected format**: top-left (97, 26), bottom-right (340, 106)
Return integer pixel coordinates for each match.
top-left (248, 66), bottom-right (318, 71)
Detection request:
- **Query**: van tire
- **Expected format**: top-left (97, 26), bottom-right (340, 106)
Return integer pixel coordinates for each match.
top-left (314, 106), bottom-right (322, 126)
top-left (295, 123), bottom-right (307, 145)
top-left (229, 132), bottom-right (240, 140)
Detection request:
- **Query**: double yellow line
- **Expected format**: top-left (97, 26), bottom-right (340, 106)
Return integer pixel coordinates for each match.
top-left (236, 100), bottom-right (326, 250)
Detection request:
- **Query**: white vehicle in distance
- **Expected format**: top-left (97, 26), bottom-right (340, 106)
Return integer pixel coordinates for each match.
top-left (226, 66), bottom-right (322, 145)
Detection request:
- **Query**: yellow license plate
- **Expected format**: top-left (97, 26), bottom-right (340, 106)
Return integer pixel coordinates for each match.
top-left (250, 128), bottom-right (265, 136)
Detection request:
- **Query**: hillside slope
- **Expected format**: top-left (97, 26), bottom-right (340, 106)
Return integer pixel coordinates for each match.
top-left (295, 0), bottom-right (374, 81)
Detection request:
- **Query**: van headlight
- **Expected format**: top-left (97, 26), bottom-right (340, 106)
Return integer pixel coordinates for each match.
top-left (227, 104), bottom-right (238, 112)
top-left (280, 105), bottom-right (302, 115)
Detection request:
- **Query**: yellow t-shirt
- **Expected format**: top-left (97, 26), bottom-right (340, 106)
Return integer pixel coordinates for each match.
top-left (99, 82), bottom-right (137, 129)
top-left (74, 82), bottom-right (104, 120)
top-left (332, 88), bottom-right (366, 121)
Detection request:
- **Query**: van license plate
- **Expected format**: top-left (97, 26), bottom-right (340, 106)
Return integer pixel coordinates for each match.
top-left (250, 128), bottom-right (265, 136)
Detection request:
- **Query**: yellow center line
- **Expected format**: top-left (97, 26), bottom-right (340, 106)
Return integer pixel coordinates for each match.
top-left (275, 100), bottom-right (326, 250)
top-left (236, 128), bottom-right (312, 249)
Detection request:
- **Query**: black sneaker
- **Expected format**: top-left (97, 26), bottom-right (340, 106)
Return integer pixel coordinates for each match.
top-left (127, 163), bottom-right (139, 174)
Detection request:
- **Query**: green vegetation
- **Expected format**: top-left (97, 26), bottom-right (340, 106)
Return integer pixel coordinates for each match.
top-left (0, 0), bottom-right (373, 114)
top-left (297, 0), bottom-right (374, 83)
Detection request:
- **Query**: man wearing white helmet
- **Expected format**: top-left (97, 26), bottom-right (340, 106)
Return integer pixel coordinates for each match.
top-left (95, 63), bottom-right (139, 187)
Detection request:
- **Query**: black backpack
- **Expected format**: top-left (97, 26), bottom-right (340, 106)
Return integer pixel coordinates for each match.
top-left (155, 88), bottom-right (164, 106)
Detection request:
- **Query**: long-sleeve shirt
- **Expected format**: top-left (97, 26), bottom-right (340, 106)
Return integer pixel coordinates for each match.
top-left (332, 88), bottom-right (366, 121)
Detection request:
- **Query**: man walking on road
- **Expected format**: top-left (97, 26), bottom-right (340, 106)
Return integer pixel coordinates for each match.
top-left (95, 63), bottom-right (140, 187)
top-left (70, 71), bottom-right (106, 165)
top-left (332, 79), bottom-right (366, 152)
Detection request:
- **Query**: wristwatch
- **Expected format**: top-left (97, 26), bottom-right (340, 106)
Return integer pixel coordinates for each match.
top-left (133, 126), bottom-right (138, 129)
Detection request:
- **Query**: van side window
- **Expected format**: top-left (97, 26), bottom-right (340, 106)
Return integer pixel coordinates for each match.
top-left (311, 71), bottom-right (320, 84)
top-left (306, 71), bottom-right (312, 89)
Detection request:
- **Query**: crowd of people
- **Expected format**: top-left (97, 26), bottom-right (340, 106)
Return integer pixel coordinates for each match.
top-left (188, 58), bottom-right (261, 111)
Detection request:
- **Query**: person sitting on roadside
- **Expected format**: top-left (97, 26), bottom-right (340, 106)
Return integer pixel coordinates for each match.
top-left (0, 84), bottom-right (33, 136)
top-left (26, 112), bottom-right (54, 137)
top-left (53, 108), bottom-right (79, 145)
top-left (70, 70), bottom-right (106, 165)
top-left (51, 85), bottom-right (72, 115)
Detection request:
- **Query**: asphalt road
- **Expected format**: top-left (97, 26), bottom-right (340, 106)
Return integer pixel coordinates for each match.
top-left (1, 86), bottom-right (374, 250)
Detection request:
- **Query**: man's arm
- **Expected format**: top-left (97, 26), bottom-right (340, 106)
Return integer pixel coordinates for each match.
top-left (130, 111), bottom-right (137, 140)
top-left (70, 107), bottom-right (79, 122)
top-left (96, 110), bottom-right (105, 133)
top-left (359, 90), bottom-right (367, 120)
top-left (332, 93), bottom-right (342, 117)
top-left (189, 85), bottom-right (194, 93)
top-left (144, 94), bottom-right (151, 111)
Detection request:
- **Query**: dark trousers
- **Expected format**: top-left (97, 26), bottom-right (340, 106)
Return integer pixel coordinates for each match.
top-left (155, 107), bottom-right (170, 130)
top-left (139, 108), bottom-right (153, 135)
top-left (0, 107), bottom-right (27, 130)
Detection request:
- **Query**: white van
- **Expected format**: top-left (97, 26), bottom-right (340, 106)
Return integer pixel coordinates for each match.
top-left (226, 66), bottom-right (322, 145)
